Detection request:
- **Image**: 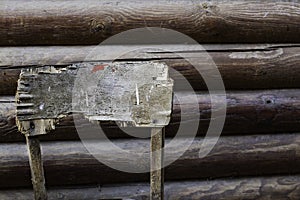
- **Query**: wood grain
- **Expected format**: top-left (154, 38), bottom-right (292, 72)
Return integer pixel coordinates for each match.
top-left (0, 0), bottom-right (299, 45)
top-left (150, 128), bottom-right (164, 200)
top-left (1, 88), bottom-right (300, 142)
top-left (0, 44), bottom-right (300, 95)
top-left (25, 136), bottom-right (47, 200)
top-left (0, 133), bottom-right (299, 188)
top-left (1, 175), bottom-right (300, 200)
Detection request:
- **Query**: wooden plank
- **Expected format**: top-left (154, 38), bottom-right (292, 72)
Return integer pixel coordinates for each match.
top-left (1, 175), bottom-right (300, 200)
top-left (0, 44), bottom-right (299, 95)
top-left (0, 133), bottom-right (299, 188)
top-left (1, 89), bottom-right (300, 142)
top-left (0, 1), bottom-right (299, 45)
top-left (15, 62), bottom-right (173, 127)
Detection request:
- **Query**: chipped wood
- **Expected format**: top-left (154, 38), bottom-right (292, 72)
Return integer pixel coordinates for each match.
top-left (16, 62), bottom-right (173, 128)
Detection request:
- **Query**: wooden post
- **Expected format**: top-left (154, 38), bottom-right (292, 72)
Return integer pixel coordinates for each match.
top-left (150, 127), bottom-right (165, 200)
top-left (26, 135), bottom-right (47, 200)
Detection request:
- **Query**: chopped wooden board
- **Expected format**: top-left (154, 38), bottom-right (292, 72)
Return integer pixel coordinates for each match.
top-left (16, 62), bottom-right (173, 133)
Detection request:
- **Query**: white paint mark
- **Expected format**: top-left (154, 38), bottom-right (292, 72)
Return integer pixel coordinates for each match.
top-left (136, 84), bottom-right (140, 105)
top-left (150, 85), bottom-right (154, 93)
top-left (39, 103), bottom-right (44, 111)
top-left (229, 48), bottom-right (283, 59)
top-left (86, 92), bottom-right (89, 107)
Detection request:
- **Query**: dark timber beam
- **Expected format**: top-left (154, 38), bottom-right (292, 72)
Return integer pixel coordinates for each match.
top-left (0, 134), bottom-right (299, 188)
top-left (0, 44), bottom-right (300, 94)
top-left (0, 1), bottom-right (299, 45)
top-left (1, 175), bottom-right (300, 200)
top-left (1, 89), bottom-right (300, 142)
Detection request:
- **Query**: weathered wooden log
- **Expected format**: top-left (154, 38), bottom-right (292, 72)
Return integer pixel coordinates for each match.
top-left (0, 44), bottom-right (300, 95)
top-left (1, 175), bottom-right (300, 200)
top-left (0, 1), bottom-right (299, 45)
top-left (0, 133), bottom-right (299, 188)
top-left (1, 88), bottom-right (300, 142)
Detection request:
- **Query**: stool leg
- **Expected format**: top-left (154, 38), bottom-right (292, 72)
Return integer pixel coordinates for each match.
top-left (150, 127), bottom-right (165, 200)
top-left (26, 135), bottom-right (47, 200)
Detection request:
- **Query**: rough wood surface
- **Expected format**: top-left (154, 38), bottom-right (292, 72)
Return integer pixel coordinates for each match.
top-left (0, 133), bottom-right (299, 188)
top-left (25, 136), bottom-right (47, 200)
top-left (1, 88), bottom-right (300, 142)
top-left (0, 0), bottom-right (299, 45)
top-left (1, 44), bottom-right (299, 95)
top-left (15, 62), bottom-right (173, 128)
top-left (1, 175), bottom-right (300, 200)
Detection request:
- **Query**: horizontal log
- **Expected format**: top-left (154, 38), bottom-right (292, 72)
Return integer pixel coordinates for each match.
top-left (1, 89), bottom-right (300, 142)
top-left (0, 44), bottom-right (300, 95)
top-left (1, 175), bottom-right (300, 200)
top-left (1, 1), bottom-right (300, 45)
top-left (0, 133), bottom-right (299, 188)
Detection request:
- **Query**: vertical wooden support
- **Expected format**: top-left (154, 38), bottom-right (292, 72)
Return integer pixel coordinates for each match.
top-left (26, 135), bottom-right (47, 200)
top-left (150, 127), bottom-right (165, 200)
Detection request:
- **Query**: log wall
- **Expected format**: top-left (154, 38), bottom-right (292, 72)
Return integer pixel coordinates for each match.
top-left (0, 134), bottom-right (299, 188)
top-left (0, 0), bottom-right (300, 199)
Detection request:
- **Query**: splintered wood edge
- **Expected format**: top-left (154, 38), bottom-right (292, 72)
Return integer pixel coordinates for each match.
top-left (16, 66), bottom-right (61, 136)
top-left (16, 119), bottom-right (56, 136)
